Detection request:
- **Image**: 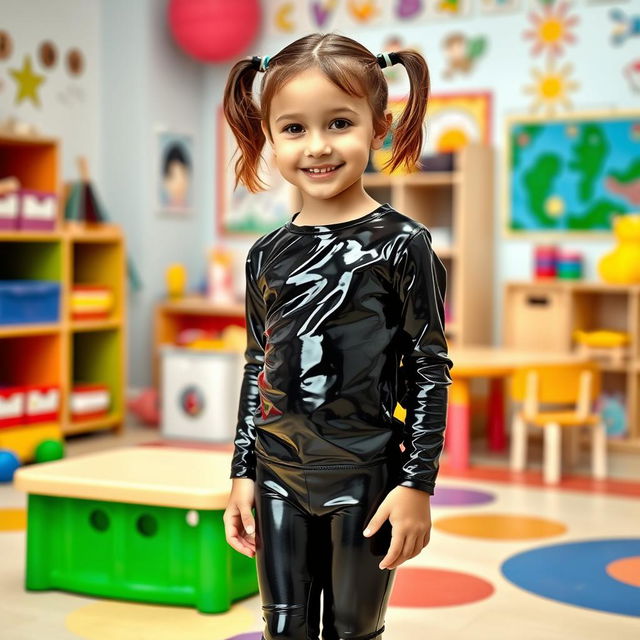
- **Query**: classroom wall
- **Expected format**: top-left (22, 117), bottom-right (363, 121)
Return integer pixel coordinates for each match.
top-left (204, 1), bottom-right (639, 346)
top-left (2, 1), bottom-right (637, 387)
top-left (0, 0), bottom-right (101, 182)
top-left (100, 0), bottom-right (205, 388)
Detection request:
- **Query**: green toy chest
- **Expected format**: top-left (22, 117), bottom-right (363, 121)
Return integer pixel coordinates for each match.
top-left (15, 447), bottom-right (258, 613)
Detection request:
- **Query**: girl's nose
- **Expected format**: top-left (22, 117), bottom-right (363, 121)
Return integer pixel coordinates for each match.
top-left (304, 132), bottom-right (331, 157)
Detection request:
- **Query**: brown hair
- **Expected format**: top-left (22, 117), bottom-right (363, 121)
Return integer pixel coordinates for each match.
top-left (223, 33), bottom-right (430, 193)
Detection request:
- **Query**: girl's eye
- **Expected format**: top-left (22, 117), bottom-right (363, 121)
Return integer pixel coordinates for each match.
top-left (283, 124), bottom-right (303, 134)
top-left (282, 119), bottom-right (352, 135)
top-left (330, 119), bottom-right (351, 130)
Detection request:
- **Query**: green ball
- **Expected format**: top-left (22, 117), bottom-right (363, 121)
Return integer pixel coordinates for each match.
top-left (34, 439), bottom-right (65, 463)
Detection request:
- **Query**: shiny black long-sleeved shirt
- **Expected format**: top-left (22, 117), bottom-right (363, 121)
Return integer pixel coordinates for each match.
top-left (229, 202), bottom-right (453, 494)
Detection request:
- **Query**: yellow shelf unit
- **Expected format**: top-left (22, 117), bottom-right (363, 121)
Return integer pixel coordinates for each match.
top-left (0, 134), bottom-right (126, 438)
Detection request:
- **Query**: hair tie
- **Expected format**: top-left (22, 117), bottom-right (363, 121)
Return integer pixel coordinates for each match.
top-left (250, 55), bottom-right (270, 72)
top-left (377, 52), bottom-right (400, 69)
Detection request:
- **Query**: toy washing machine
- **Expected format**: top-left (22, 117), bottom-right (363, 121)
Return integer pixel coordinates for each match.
top-left (161, 346), bottom-right (244, 443)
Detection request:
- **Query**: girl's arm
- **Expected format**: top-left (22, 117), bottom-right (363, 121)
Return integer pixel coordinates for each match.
top-left (392, 228), bottom-right (454, 495)
top-left (229, 248), bottom-right (266, 481)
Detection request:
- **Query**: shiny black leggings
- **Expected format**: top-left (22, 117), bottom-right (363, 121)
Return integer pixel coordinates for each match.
top-left (254, 456), bottom-right (398, 640)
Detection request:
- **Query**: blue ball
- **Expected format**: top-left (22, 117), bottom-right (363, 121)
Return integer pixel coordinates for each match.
top-left (0, 449), bottom-right (21, 483)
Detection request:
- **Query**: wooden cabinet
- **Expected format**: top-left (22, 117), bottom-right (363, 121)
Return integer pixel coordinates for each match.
top-left (503, 280), bottom-right (640, 451)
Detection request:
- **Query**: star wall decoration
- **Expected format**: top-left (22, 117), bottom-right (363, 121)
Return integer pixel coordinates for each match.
top-left (9, 54), bottom-right (45, 107)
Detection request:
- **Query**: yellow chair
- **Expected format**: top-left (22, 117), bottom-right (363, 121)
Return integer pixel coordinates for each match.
top-left (509, 361), bottom-right (607, 484)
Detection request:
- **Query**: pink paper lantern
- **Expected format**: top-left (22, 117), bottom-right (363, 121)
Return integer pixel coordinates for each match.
top-left (167, 0), bottom-right (261, 63)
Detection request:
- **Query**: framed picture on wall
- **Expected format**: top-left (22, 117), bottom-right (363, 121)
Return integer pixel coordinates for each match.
top-left (216, 104), bottom-right (296, 236)
top-left (367, 91), bottom-right (492, 174)
top-left (157, 129), bottom-right (194, 215)
top-left (503, 109), bottom-right (640, 237)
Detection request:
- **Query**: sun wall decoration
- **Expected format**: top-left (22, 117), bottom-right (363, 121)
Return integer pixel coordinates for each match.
top-left (523, 0), bottom-right (579, 57)
top-left (522, 0), bottom-right (580, 115)
top-left (522, 57), bottom-right (580, 116)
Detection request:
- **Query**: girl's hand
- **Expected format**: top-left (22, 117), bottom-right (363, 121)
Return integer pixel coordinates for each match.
top-left (362, 485), bottom-right (432, 570)
top-left (224, 477), bottom-right (257, 558)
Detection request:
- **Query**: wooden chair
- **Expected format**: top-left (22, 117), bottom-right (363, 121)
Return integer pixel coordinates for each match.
top-left (509, 361), bottom-right (607, 484)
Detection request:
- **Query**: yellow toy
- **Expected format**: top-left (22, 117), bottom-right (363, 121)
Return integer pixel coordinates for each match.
top-left (573, 329), bottom-right (631, 366)
top-left (598, 214), bottom-right (640, 284)
top-left (165, 263), bottom-right (187, 298)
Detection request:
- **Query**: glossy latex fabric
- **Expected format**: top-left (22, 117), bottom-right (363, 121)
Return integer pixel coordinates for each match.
top-left (254, 456), bottom-right (398, 640)
top-left (230, 202), bottom-right (453, 494)
top-left (232, 203), bottom-right (453, 640)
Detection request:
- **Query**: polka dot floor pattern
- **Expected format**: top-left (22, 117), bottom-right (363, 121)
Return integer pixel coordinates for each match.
top-left (2, 436), bottom-right (640, 639)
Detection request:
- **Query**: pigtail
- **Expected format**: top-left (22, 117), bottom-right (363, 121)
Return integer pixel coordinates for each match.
top-left (381, 50), bottom-right (430, 174)
top-left (222, 58), bottom-right (269, 193)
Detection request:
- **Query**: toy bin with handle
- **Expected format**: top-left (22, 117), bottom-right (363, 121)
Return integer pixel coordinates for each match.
top-left (0, 281), bottom-right (61, 325)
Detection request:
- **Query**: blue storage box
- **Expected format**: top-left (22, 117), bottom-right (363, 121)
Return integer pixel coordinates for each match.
top-left (0, 280), bottom-right (61, 325)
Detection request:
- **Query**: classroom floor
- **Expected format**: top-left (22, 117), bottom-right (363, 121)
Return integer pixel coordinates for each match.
top-left (1, 420), bottom-right (639, 640)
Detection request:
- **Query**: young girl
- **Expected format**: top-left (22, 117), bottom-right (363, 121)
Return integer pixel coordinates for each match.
top-left (222, 32), bottom-right (453, 640)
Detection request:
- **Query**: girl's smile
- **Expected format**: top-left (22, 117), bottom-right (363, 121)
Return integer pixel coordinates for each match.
top-left (300, 162), bottom-right (345, 178)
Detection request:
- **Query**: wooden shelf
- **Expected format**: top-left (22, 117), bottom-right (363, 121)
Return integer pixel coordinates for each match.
top-left (156, 296), bottom-right (244, 317)
top-left (65, 412), bottom-right (123, 435)
top-left (71, 317), bottom-right (123, 332)
top-left (0, 323), bottom-right (62, 338)
top-left (0, 135), bottom-right (127, 450)
top-left (503, 279), bottom-right (640, 451)
top-left (363, 143), bottom-right (495, 347)
top-left (0, 230), bottom-right (63, 242)
top-left (152, 295), bottom-right (246, 386)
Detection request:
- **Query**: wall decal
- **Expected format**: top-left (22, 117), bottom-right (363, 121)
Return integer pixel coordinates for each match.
top-left (428, 0), bottom-right (472, 19)
top-left (0, 30), bottom-right (12, 60)
top-left (609, 8), bottom-right (640, 46)
top-left (624, 59), bottom-right (640, 93)
top-left (441, 32), bottom-right (487, 79)
top-left (522, 57), bottom-right (579, 115)
top-left (394, 0), bottom-right (426, 20)
top-left (38, 41), bottom-right (58, 69)
top-left (347, 0), bottom-right (380, 23)
top-left (9, 55), bottom-right (45, 107)
top-left (275, 2), bottom-right (295, 32)
top-left (523, 0), bottom-right (579, 57)
top-left (310, 0), bottom-right (338, 27)
top-left (66, 47), bottom-right (85, 76)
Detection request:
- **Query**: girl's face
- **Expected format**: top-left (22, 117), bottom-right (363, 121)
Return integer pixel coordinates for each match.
top-left (262, 67), bottom-right (390, 205)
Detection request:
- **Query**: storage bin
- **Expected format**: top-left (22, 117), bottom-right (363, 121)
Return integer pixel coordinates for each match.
top-left (0, 191), bottom-right (19, 230)
top-left (71, 284), bottom-right (114, 320)
top-left (18, 189), bottom-right (57, 231)
top-left (0, 386), bottom-right (25, 429)
top-left (24, 384), bottom-right (61, 424)
top-left (0, 280), bottom-right (61, 325)
top-left (71, 384), bottom-right (110, 422)
top-left (161, 346), bottom-right (244, 443)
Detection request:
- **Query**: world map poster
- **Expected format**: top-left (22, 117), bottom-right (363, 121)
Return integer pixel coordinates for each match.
top-left (505, 112), bottom-right (640, 234)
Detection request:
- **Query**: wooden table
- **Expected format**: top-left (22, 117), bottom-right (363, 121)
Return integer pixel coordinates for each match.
top-left (444, 345), bottom-right (589, 470)
top-left (14, 447), bottom-right (258, 613)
